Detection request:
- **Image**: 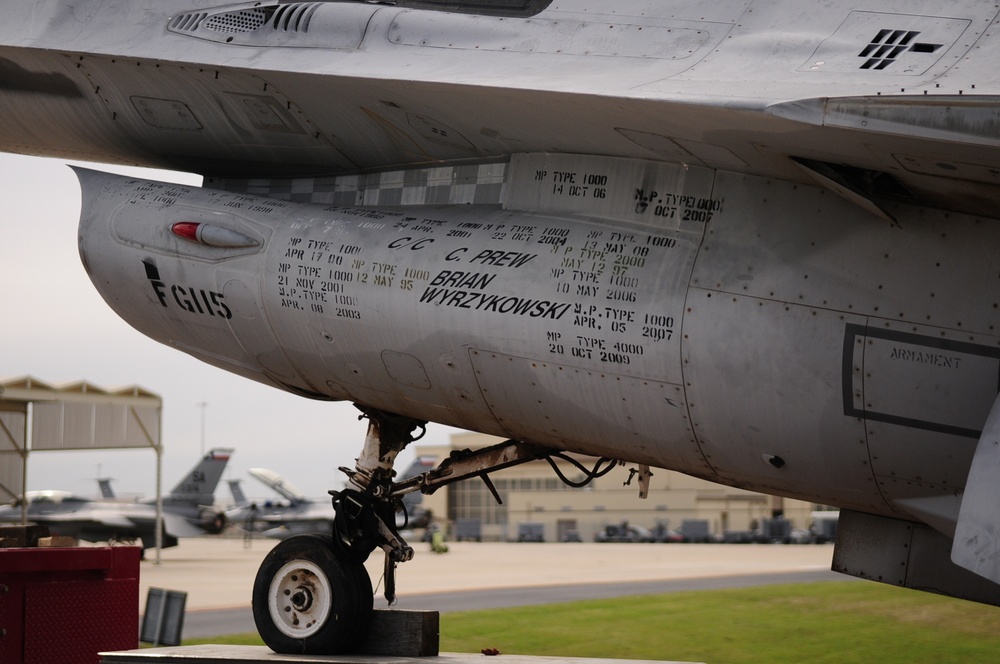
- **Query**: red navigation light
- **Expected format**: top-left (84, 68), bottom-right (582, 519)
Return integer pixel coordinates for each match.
top-left (170, 222), bottom-right (259, 248)
top-left (170, 222), bottom-right (201, 242)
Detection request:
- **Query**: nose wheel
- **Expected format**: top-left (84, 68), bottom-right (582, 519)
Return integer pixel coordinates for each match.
top-left (252, 534), bottom-right (372, 654)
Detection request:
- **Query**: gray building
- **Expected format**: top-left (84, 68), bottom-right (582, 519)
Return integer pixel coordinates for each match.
top-left (417, 432), bottom-right (821, 542)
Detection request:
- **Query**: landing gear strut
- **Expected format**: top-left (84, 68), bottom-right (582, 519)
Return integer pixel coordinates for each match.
top-left (332, 406), bottom-right (426, 603)
top-left (252, 407), bottom-right (425, 654)
top-left (252, 405), bottom-right (620, 654)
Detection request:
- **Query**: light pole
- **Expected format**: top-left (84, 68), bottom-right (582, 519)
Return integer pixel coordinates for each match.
top-left (198, 401), bottom-right (207, 455)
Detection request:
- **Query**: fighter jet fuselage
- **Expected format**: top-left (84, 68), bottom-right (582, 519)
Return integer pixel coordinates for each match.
top-left (5, 0), bottom-right (1000, 646)
top-left (75, 162), bottom-right (994, 525)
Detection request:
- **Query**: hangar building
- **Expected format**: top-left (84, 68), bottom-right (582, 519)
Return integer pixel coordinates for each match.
top-left (415, 431), bottom-right (820, 543)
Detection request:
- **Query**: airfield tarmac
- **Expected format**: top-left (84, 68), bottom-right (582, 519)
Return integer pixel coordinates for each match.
top-left (136, 536), bottom-right (841, 638)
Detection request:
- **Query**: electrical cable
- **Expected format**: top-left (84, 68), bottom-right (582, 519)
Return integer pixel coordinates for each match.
top-left (544, 453), bottom-right (619, 487)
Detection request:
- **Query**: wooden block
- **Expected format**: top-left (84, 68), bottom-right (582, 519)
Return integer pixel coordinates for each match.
top-left (38, 535), bottom-right (78, 547)
top-left (0, 524), bottom-right (49, 547)
top-left (357, 609), bottom-right (439, 657)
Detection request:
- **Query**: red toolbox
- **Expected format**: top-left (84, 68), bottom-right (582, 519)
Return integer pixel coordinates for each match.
top-left (0, 546), bottom-right (140, 663)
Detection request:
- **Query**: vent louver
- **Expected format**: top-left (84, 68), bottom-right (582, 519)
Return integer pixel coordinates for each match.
top-left (166, 1), bottom-right (550, 49)
top-left (857, 29), bottom-right (942, 71)
top-left (168, 3), bottom-right (326, 44)
top-left (272, 3), bottom-right (321, 32)
top-left (204, 8), bottom-right (274, 34)
top-left (168, 12), bottom-right (208, 32)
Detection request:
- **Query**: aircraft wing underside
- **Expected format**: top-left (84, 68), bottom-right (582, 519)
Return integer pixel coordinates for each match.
top-left (1, 1), bottom-right (1000, 219)
top-left (1, 51), bottom-right (998, 221)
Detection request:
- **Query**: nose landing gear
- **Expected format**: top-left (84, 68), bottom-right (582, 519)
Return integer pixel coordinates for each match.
top-left (252, 405), bottom-right (603, 654)
top-left (252, 407), bottom-right (424, 655)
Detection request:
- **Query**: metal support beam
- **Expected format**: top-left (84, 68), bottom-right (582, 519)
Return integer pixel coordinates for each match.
top-left (389, 439), bottom-right (551, 499)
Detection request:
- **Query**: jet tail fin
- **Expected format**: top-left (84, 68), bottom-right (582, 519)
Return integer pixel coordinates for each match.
top-left (167, 448), bottom-right (233, 506)
top-left (228, 479), bottom-right (248, 507)
top-left (97, 478), bottom-right (115, 499)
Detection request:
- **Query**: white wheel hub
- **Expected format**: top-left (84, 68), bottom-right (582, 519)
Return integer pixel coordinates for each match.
top-left (267, 559), bottom-right (334, 639)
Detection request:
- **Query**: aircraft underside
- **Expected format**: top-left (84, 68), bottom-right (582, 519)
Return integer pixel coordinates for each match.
top-left (5, 0), bottom-right (1000, 654)
top-left (76, 151), bottom-right (1000, 638)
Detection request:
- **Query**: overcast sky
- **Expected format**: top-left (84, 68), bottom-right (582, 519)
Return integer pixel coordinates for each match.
top-left (0, 153), bottom-right (459, 503)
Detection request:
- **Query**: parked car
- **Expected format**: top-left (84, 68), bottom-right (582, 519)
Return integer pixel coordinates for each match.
top-left (658, 529), bottom-right (686, 543)
top-left (678, 519), bottom-right (712, 542)
top-left (595, 522), bottom-right (654, 543)
top-left (517, 522), bottom-right (545, 542)
top-left (455, 518), bottom-right (482, 542)
top-left (651, 521), bottom-right (686, 543)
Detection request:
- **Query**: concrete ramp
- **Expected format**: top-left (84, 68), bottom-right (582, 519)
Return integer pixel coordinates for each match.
top-left (101, 646), bottom-right (702, 664)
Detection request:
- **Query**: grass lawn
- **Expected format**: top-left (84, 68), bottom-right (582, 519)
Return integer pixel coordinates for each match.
top-left (185, 581), bottom-right (1000, 662)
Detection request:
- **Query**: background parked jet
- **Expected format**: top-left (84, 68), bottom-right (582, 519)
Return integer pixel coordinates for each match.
top-left (230, 457), bottom-right (435, 539)
top-left (0, 448), bottom-right (233, 550)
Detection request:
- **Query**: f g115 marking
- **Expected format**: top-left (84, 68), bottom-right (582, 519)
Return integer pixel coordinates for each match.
top-left (143, 260), bottom-right (232, 319)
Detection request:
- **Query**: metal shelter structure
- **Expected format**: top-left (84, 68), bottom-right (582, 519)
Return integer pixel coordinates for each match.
top-left (0, 375), bottom-right (164, 558)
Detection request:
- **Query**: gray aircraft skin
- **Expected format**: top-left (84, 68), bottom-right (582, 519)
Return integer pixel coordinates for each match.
top-left (0, 448), bottom-right (233, 550)
top-left (4, 0), bottom-right (1000, 652)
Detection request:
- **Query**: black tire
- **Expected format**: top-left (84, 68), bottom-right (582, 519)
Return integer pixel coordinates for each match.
top-left (252, 534), bottom-right (373, 654)
top-left (350, 560), bottom-right (374, 643)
